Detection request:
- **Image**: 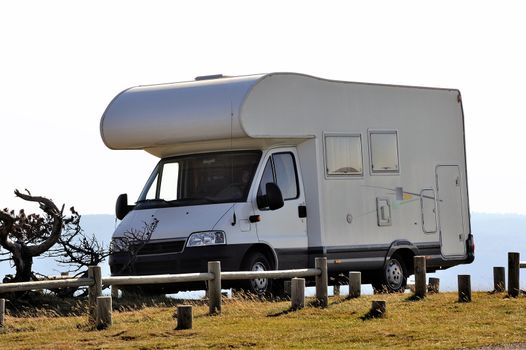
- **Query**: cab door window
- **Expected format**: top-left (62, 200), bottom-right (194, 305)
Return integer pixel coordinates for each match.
top-left (257, 152), bottom-right (299, 208)
top-left (273, 153), bottom-right (298, 199)
top-left (258, 159), bottom-right (274, 197)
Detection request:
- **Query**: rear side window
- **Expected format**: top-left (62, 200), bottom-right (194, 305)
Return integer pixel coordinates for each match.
top-left (257, 152), bottom-right (299, 206)
top-left (325, 134), bottom-right (363, 177)
top-left (369, 130), bottom-right (400, 174)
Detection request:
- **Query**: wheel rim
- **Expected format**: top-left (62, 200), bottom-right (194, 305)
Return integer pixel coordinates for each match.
top-left (385, 259), bottom-right (404, 290)
top-left (250, 261), bottom-right (268, 293)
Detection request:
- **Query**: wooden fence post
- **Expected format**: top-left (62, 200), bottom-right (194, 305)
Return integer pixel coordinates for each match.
top-left (414, 256), bottom-right (426, 298)
top-left (315, 257), bottom-right (328, 308)
top-left (291, 278), bottom-right (305, 310)
top-left (88, 266), bottom-right (102, 324)
top-left (370, 300), bottom-right (386, 318)
top-left (428, 277), bottom-right (440, 293)
top-left (0, 298), bottom-right (5, 328)
top-left (96, 296), bottom-right (112, 329)
top-left (493, 266), bottom-right (505, 292)
top-left (458, 275), bottom-right (471, 302)
top-left (508, 252), bottom-right (520, 297)
top-left (176, 305), bottom-right (193, 330)
top-left (348, 271), bottom-right (361, 298)
top-left (208, 261), bottom-right (222, 315)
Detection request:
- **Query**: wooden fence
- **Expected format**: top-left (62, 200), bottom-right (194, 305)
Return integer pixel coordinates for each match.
top-left (1, 253), bottom-right (525, 329)
top-left (0, 257), bottom-right (329, 326)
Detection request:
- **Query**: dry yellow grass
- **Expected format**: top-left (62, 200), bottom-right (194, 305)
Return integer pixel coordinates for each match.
top-left (1, 292), bottom-right (525, 349)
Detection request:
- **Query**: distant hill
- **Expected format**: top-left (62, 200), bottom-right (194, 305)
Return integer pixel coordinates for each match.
top-left (1, 213), bottom-right (524, 292)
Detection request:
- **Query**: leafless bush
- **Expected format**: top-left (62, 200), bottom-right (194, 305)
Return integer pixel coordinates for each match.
top-left (109, 216), bottom-right (159, 274)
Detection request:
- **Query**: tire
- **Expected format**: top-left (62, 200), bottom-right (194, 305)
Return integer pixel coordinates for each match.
top-left (372, 255), bottom-right (408, 293)
top-left (242, 252), bottom-right (273, 296)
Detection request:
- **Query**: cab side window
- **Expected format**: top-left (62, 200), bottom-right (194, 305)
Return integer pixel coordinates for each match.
top-left (257, 159), bottom-right (274, 198)
top-left (273, 153), bottom-right (298, 199)
top-left (257, 152), bottom-right (299, 208)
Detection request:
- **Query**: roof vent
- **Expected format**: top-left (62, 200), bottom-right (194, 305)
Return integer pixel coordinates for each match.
top-left (195, 74), bottom-right (224, 81)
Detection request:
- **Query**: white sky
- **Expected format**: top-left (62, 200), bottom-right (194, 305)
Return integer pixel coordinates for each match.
top-left (0, 0), bottom-right (525, 215)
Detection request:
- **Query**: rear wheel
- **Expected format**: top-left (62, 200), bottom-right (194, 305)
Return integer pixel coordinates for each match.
top-left (372, 255), bottom-right (408, 293)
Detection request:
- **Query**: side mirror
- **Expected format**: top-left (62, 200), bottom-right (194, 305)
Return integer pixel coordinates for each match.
top-left (116, 193), bottom-right (133, 220)
top-left (266, 183), bottom-right (284, 211)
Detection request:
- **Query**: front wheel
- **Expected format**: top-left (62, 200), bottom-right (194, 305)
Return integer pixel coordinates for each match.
top-left (242, 252), bottom-right (273, 296)
top-left (372, 256), bottom-right (408, 293)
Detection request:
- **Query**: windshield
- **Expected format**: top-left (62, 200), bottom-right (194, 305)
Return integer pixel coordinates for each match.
top-left (138, 151), bottom-right (261, 206)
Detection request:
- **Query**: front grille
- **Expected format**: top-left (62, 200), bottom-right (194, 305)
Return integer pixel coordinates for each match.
top-left (135, 240), bottom-right (186, 255)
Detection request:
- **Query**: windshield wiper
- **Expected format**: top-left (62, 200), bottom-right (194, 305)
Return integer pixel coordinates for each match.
top-left (136, 197), bottom-right (223, 207)
top-left (179, 196), bottom-right (220, 204)
top-left (136, 198), bottom-right (169, 205)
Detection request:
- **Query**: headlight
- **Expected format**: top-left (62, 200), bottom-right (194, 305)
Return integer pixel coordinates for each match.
top-left (186, 231), bottom-right (226, 247)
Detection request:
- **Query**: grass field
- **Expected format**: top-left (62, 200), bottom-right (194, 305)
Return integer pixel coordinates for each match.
top-left (1, 292), bottom-right (525, 349)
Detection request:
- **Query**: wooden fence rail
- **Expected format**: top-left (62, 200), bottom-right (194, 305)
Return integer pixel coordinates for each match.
top-left (222, 269), bottom-right (320, 280)
top-left (2, 271), bottom-right (324, 290)
top-left (0, 278), bottom-right (93, 294)
top-left (0, 270), bottom-right (321, 294)
top-left (103, 272), bottom-right (213, 286)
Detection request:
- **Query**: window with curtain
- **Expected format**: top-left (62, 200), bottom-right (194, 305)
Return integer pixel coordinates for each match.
top-left (325, 134), bottom-right (363, 176)
top-left (369, 131), bottom-right (399, 174)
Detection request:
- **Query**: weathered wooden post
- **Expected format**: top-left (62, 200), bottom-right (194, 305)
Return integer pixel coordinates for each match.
top-left (348, 271), bottom-right (361, 298)
top-left (333, 284), bottom-right (340, 296)
top-left (291, 278), bottom-right (305, 310)
top-left (414, 256), bottom-right (426, 298)
top-left (284, 280), bottom-right (291, 297)
top-left (176, 305), bottom-right (193, 330)
top-left (493, 266), bottom-right (505, 292)
top-left (458, 275), bottom-right (471, 302)
top-left (208, 261), bottom-right (222, 315)
top-left (88, 266), bottom-right (102, 323)
top-left (370, 300), bottom-right (386, 318)
top-left (508, 252), bottom-right (520, 297)
top-left (315, 257), bottom-right (328, 308)
top-left (428, 277), bottom-right (440, 293)
top-left (0, 298), bottom-right (5, 328)
top-left (96, 296), bottom-right (112, 329)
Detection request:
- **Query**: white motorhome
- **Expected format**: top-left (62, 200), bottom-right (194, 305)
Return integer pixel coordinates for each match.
top-left (100, 73), bottom-right (474, 294)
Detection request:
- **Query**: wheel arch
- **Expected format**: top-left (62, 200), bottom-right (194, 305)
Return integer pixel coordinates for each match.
top-left (240, 243), bottom-right (278, 270)
top-left (385, 240), bottom-right (419, 274)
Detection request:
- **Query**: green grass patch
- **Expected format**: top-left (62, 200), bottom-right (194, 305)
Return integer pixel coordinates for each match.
top-left (1, 292), bottom-right (525, 349)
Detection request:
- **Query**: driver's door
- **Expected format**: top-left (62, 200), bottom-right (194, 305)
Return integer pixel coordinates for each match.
top-left (253, 148), bottom-right (308, 269)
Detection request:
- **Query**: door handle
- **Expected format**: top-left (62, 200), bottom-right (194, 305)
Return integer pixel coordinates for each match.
top-left (298, 205), bottom-right (307, 218)
top-left (249, 215), bottom-right (261, 223)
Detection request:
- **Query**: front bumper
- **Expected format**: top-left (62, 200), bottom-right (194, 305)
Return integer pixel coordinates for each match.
top-left (109, 243), bottom-right (253, 276)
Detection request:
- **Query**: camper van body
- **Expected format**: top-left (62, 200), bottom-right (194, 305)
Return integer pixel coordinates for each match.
top-left (101, 73), bottom-right (474, 292)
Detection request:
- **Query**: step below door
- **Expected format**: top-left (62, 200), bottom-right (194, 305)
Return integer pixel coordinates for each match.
top-left (436, 165), bottom-right (466, 258)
